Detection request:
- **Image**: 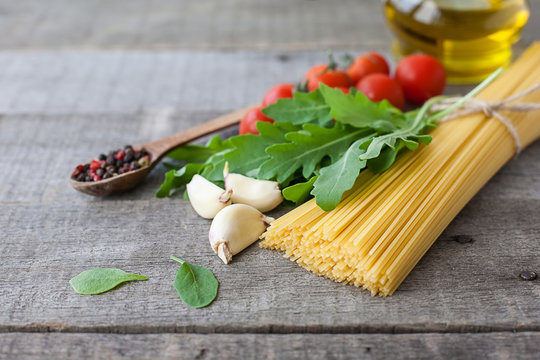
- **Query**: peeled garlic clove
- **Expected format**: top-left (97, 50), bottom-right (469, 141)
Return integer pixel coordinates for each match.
top-left (209, 204), bottom-right (274, 264)
top-left (223, 164), bottom-right (283, 212)
top-left (186, 174), bottom-right (231, 219)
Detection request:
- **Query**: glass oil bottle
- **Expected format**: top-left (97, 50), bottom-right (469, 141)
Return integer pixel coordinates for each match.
top-left (384, 0), bottom-right (530, 83)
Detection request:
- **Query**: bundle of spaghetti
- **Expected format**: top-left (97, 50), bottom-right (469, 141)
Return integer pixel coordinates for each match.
top-left (261, 42), bottom-right (540, 296)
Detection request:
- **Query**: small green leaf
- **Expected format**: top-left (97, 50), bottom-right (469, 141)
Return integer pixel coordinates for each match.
top-left (259, 123), bottom-right (372, 183)
top-left (262, 89), bottom-right (332, 125)
top-left (167, 136), bottom-right (231, 162)
top-left (312, 138), bottom-right (369, 211)
top-left (282, 176), bottom-right (318, 205)
top-left (367, 145), bottom-right (400, 173)
top-left (171, 256), bottom-right (218, 309)
top-left (318, 84), bottom-right (405, 128)
top-left (156, 163), bottom-right (209, 198)
top-left (224, 121), bottom-right (298, 177)
top-left (69, 268), bottom-right (147, 295)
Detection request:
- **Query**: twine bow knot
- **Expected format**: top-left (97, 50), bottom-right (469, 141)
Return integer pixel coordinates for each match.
top-left (430, 83), bottom-right (540, 154)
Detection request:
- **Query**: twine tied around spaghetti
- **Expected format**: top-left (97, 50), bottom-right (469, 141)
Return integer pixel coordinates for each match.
top-left (429, 83), bottom-right (540, 154)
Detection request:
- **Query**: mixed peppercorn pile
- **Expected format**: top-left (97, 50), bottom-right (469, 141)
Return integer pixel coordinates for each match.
top-left (71, 145), bottom-right (151, 182)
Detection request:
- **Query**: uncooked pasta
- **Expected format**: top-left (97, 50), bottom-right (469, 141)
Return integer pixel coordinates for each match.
top-left (261, 42), bottom-right (540, 296)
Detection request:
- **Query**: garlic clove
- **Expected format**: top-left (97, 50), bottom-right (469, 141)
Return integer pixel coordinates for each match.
top-left (223, 163), bottom-right (283, 212)
top-left (186, 174), bottom-right (232, 219)
top-left (209, 204), bottom-right (274, 264)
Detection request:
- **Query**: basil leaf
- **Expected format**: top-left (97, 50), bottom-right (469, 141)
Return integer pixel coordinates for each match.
top-left (171, 256), bottom-right (218, 309)
top-left (69, 268), bottom-right (147, 295)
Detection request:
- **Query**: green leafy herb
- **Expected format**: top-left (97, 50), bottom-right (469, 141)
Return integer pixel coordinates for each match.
top-left (259, 123), bottom-right (374, 183)
top-left (69, 268), bottom-right (147, 295)
top-left (170, 256), bottom-right (218, 309)
top-left (262, 89), bottom-right (332, 125)
top-left (157, 71), bottom-right (500, 211)
top-left (318, 84), bottom-right (406, 130)
top-left (224, 121), bottom-right (299, 177)
top-left (282, 176), bottom-right (318, 205)
top-left (167, 136), bottom-right (231, 163)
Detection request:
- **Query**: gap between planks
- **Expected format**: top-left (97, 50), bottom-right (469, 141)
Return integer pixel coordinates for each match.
top-left (2, 323), bottom-right (540, 335)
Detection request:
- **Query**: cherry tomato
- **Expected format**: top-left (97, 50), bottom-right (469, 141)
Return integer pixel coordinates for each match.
top-left (303, 64), bottom-right (328, 81)
top-left (261, 83), bottom-right (295, 107)
top-left (239, 106), bottom-right (274, 135)
top-left (307, 69), bottom-right (353, 92)
top-left (394, 54), bottom-right (446, 104)
top-left (356, 73), bottom-right (405, 109)
top-left (347, 52), bottom-right (390, 83)
top-left (335, 86), bottom-right (350, 94)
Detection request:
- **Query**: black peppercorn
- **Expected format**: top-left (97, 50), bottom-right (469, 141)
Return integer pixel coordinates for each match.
top-left (519, 271), bottom-right (537, 281)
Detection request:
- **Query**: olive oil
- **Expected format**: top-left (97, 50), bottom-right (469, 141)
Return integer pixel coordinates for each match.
top-left (384, 0), bottom-right (529, 83)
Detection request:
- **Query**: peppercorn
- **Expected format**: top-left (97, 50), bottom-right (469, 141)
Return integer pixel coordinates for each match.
top-left (72, 144), bottom-right (151, 182)
top-left (519, 271), bottom-right (537, 281)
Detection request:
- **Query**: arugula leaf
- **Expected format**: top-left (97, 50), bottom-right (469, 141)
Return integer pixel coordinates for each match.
top-left (312, 104), bottom-right (436, 210)
top-left (157, 71), bottom-right (499, 211)
top-left (70, 268), bottom-right (147, 295)
top-left (259, 123), bottom-right (374, 183)
top-left (167, 136), bottom-right (231, 162)
top-left (282, 176), bottom-right (318, 205)
top-left (156, 163), bottom-right (209, 198)
top-left (318, 84), bottom-right (406, 130)
top-left (262, 89), bottom-right (332, 125)
top-left (367, 144), bottom-right (400, 173)
top-left (311, 138), bottom-right (369, 211)
top-left (224, 121), bottom-right (299, 177)
top-left (171, 256), bottom-right (218, 309)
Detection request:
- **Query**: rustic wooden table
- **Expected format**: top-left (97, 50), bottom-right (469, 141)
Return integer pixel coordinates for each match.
top-left (1, 1), bottom-right (539, 359)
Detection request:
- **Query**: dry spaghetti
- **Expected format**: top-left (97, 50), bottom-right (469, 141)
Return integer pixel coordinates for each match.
top-left (261, 42), bottom-right (540, 296)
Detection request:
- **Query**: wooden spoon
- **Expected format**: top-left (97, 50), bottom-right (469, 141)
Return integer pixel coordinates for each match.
top-left (70, 105), bottom-right (253, 196)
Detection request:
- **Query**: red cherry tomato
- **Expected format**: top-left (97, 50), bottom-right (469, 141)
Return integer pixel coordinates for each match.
top-left (394, 54), bottom-right (446, 104)
top-left (261, 83), bottom-right (295, 107)
top-left (239, 106), bottom-right (274, 135)
top-left (335, 86), bottom-right (350, 94)
top-left (303, 64), bottom-right (328, 81)
top-left (356, 73), bottom-right (405, 109)
top-left (307, 69), bottom-right (353, 92)
top-left (347, 52), bottom-right (390, 83)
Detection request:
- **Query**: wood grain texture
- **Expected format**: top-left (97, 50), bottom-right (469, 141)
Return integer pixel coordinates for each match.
top-left (0, 113), bottom-right (538, 333)
top-left (0, 332), bottom-right (539, 360)
top-left (0, 0), bottom-right (539, 357)
top-left (0, 0), bottom-right (538, 52)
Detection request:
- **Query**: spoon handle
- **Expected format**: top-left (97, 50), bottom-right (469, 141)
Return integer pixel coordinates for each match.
top-left (143, 104), bottom-right (255, 161)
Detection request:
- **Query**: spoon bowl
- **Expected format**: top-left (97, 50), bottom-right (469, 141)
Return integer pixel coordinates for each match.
top-left (69, 105), bottom-right (253, 196)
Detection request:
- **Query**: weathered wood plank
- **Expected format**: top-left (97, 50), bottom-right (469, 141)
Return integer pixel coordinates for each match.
top-left (0, 114), bottom-right (538, 332)
top-left (0, 50), bottom-right (535, 115)
top-left (1, 332), bottom-right (539, 360)
top-left (0, 50), bottom-right (456, 115)
top-left (0, 0), bottom-right (538, 52)
top-left (0, 0), bottom-right (393, 51)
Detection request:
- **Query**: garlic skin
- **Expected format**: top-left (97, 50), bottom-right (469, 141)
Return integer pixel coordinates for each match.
top-left (209, 204), bottom-right (274, 264)
top-left (186, 175), bottom-right (231, 219)
top-left (223, 163), bottom-right (283, 212)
